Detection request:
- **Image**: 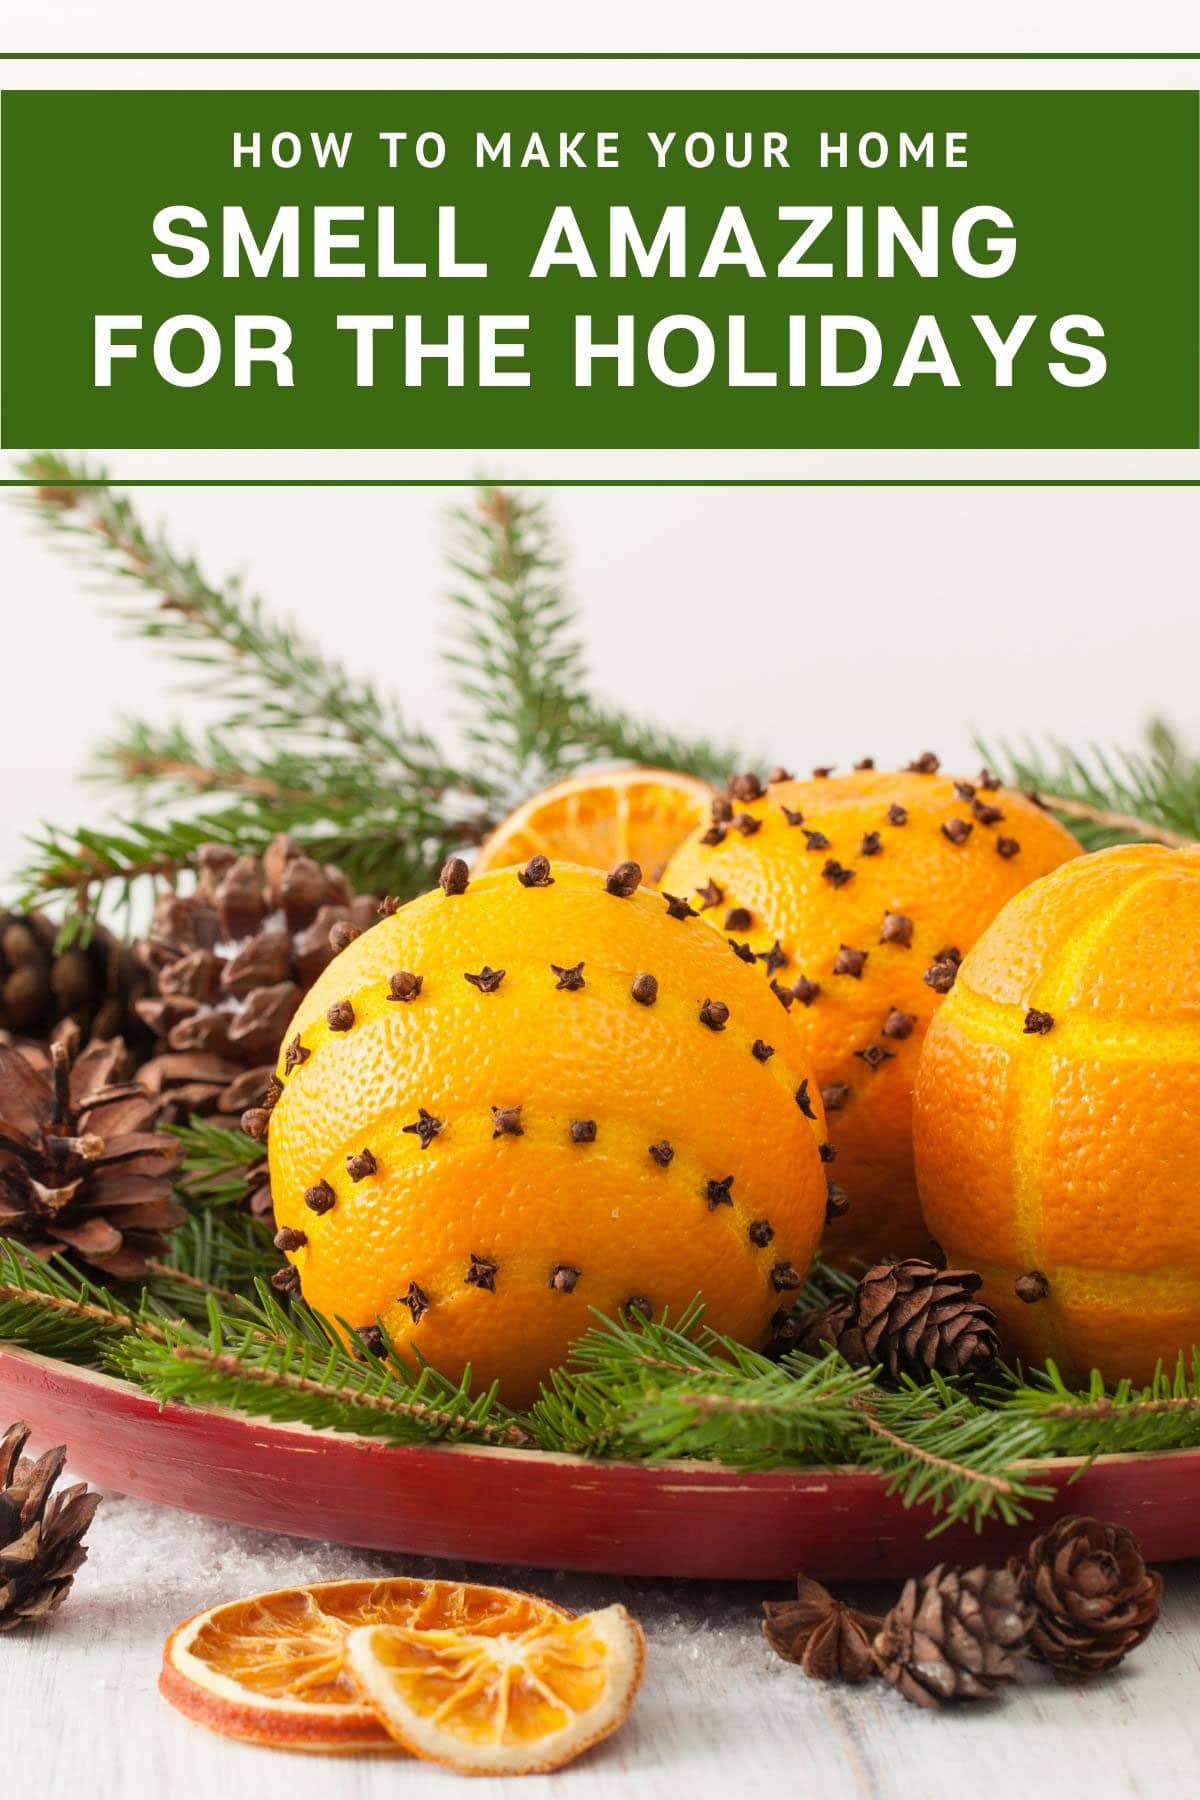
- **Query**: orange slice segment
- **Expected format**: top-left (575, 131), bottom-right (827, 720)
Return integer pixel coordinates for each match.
top-left (345, 1602), bottom-right (645, 1776)
top-left (473, 767), bottom-right (713, 883)
top-left (159, 1577), bottom-right (570, 1754)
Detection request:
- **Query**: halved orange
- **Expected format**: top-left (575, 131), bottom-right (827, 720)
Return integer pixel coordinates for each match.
top-left (473, 767), bottom-right (713, 883)
top-left (345, 1602), bottom-right (645, 1776)
top-left (159, 1577), bottom-right (570, 1754)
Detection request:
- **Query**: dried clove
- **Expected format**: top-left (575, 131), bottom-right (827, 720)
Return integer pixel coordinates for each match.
top-left (403, 1107), bottom-right (444, 1150)
top-left (346, 1148), bottom-right (377, 1181)
top-left (491, 1105), bottom-right (524, 1138)
top-left (439, 857), bottom-right (470, 896)
top-left (631, 972), bottom-right (659, 1006)
top-left (605, 861), bottom-right (642, 897)
top-left (518, 855), bottom-right (554, 888)
top-left (882, 1008), bottom-right (917, 1040)
top-left (326, 1000), bottom-right (355, 1032)
top-left (304, 1179), bottom-right (337, 1214)
top-left (399, 1281), bottom-right (430, 1323)
top-left (388, 970), bottom-right (424, 1003)
top-left (699, 998), bottom-right (730, 1030)
top-left (464, 965), bottom-right (506, 994)
top-left (551, 962), bottom-right (586, 991)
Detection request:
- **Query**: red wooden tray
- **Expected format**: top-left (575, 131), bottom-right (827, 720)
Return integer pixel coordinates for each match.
top-left (2, 1344), bottom-right (1195, 1580)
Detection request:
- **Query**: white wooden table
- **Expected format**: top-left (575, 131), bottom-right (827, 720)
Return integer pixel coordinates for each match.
top-left (6, 1485), bottom-right (1199, 1799)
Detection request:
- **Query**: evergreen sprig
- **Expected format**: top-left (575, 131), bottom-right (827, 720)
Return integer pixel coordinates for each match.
top-left (0, 1240), bottom-right (529, 1448)
top-left (7, 1239), bottom-right (1200, 1533)
top-left (13, 460), bottom-right (743, 923)
top-left (976, 721), bottom-right (1199, 850)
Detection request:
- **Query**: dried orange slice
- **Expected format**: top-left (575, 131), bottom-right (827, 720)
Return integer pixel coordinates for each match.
top-left (345, 1601), bottom-right (645, 1776)
top-left (473, 767), bottom-right (713, 882)
top-left (159, 1577), bottom-right (570, 1754)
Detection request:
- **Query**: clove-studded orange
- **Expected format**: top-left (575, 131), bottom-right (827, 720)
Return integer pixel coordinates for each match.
top-left (264, 860), bottom-right (831, 1404)
top-left (914, 843), bottom-right (1200, 1385)
top-left (660, 763), bottom-right (1080, 1263)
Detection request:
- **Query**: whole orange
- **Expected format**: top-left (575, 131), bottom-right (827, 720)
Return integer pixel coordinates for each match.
top-left (914, 843), bottom-right (1200, 1385)
top-left (659, 763), bottom-right (1080, 1263)
top-left (266, 859), bottom-right (831, 1405)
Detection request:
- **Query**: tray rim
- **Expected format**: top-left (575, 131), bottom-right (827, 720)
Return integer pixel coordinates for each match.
top-left (4, 1341), bottom-right (1190, 1483)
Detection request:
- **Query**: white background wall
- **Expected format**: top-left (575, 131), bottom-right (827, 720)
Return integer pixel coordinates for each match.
top-left (1, 480), bottom-right (1195, 896)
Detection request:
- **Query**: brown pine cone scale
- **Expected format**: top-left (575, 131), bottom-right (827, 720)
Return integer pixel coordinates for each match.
top-left (0, 1422), bottom-right (101, 1631)
top-left (0, 909), bottom-right (153, 1052)
top-left (1009, 1514), bottom-right (1162, 1680)
top-left (0, 1033), bottom-right (183, 1280)
top-left (135, 836), bottom-right (377, 1119)
top-left (793, 1257), bottom-right (999, 1383)
top-left (874, 1563), bottom-right (1032, 1708)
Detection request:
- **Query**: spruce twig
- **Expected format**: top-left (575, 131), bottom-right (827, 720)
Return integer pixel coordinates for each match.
top-left (977, 724), bottom-right (1200, 849)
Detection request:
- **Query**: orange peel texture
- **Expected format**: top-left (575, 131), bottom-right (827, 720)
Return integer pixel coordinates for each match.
top-left (266, 860), bottom-right (831, 1404)
top-left (914, 842), bottom-right (1200, 1385)
top-left (659, 764), bottom-right (1080, 1264)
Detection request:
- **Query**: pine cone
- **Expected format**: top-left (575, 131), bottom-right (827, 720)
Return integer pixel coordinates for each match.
top-left (0, 909), bottom-right (153, 1053)
top-left (874, 1563), bottom-right (1032, 1709)
top-left (135, 836), bottom-right (377, 1120)
top-left (0, 1422), bottom-right (100, 1631)
top-left (1009, 1515), bottom-right (1162, 1680)
top-left (762, 1574), bottom-right (883, 1682)
top-left (0, 1033), bottom-right (184, 1280)
top-left (793, 1258), bottom-right (1000, 1383)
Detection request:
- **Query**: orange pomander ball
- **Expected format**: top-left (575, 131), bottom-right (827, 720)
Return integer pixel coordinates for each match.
top-left (914, 843), bottom-right (1200, 1385)
top-left (659, 762), bottom-right (1080, 1263)
top-left (265, 859), bottom-right (831, 1405)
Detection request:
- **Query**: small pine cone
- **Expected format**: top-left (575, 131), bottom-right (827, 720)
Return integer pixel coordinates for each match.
top-left (0, 1423), bottom-right (101, 1631)
top-left (874, 1564), bottom-right (1032, 1709)
top-left (0, 909), bottom-right (154, 1054)
top-left (0, 1036), bottom-right (184, 1280)
top-left (134, 834), bottom-right (378, 1119)
top-left (1009, 1515), bottom-right (1162, 1680)
top-left (762, 1575), bottom-right (883, 1683)
top-left (801, 1259), bottom-right (999, 1384)
top-left (787, 1296), bottom-right (855, 1360)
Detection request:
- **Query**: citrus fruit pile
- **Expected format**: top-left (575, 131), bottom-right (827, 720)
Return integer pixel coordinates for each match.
top-left (160, 1575), bottom-right (645, 1774)
top-left (265, 857), bottom-right (832, 1404)
top-left (915, 842), bottom-right (1200, 1385)
top-left (660, 762), bottom-right (1080, 1263)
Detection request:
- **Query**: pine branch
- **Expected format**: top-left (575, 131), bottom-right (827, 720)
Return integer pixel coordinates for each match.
top-left (445, 487), bottom-right (744, 793)
top-left (532, 1307), bottom-right (1052, 1527)
top-left (17, 455), bottom-right (453, 780)
top-left (0, 1239), bottom-right (529, 1448)
top-left (112, 1283), bottom-right (531, 1446)
top-left (445, 488), bottom-right (591, 796)
top-left (992, 1355), bottom-right (1200, 1457)
top-left (977, 723), bottom-right (1199, 850)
